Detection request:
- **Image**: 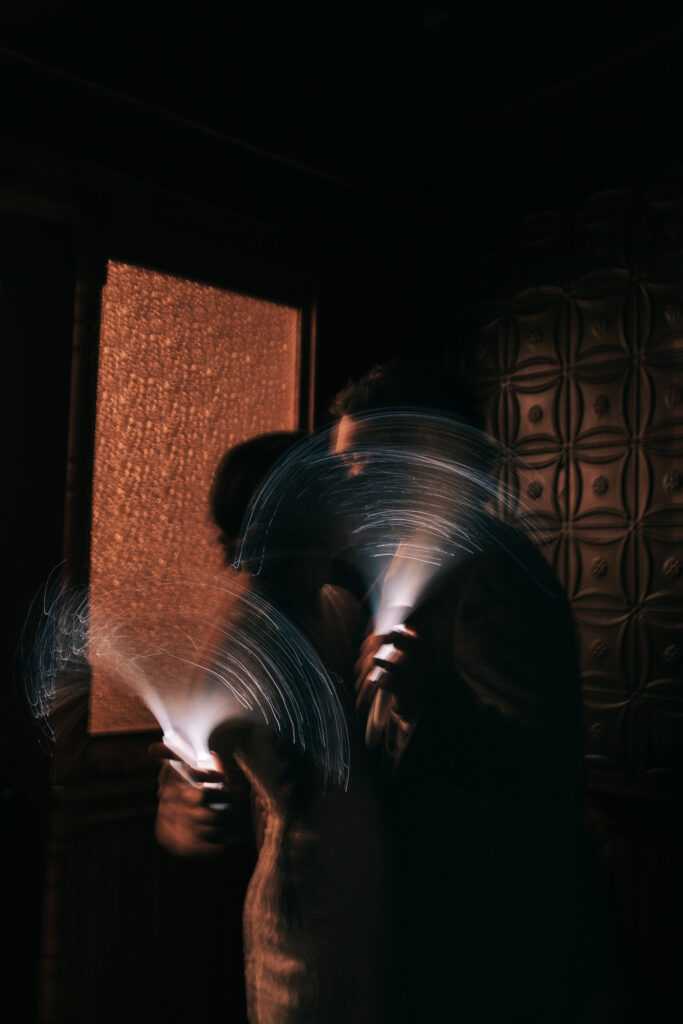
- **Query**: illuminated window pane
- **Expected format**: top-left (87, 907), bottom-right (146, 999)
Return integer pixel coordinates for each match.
top-left (90, 261), bottom-right (301, 732)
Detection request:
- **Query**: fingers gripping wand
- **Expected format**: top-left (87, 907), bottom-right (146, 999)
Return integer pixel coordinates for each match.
top-left (163, 729), bottom-right (224, 791)
top-left (365, 621), bottom-right (412, 747)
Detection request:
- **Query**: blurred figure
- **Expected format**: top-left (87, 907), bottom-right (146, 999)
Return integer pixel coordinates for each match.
top-left (152, 432), bottom-right (392, 1024)
top-left (332, 359), bottom-right (616, 1023)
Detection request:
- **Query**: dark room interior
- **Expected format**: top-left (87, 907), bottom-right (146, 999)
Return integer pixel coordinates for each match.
top-left (3, 4), bottom-right (683, 1022)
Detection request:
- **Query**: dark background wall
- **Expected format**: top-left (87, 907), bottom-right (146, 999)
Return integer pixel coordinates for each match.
top-left (2, 4), bottom-right (682, 1022)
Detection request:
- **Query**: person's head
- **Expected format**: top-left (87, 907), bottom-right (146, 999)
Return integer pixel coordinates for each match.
top-left (330, 357), bottom-right (482, 422)
top-left (210, 431), bottom-right (306, 565)
top-left (329, 357), bottom-right (486, 464)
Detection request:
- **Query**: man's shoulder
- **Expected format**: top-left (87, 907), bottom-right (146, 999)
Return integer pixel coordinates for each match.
top-left (429, 519), bottom-right (563, 607)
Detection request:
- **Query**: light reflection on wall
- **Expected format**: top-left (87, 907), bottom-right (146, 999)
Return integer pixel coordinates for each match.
top-left (90, 261), bottom-right (300, 732)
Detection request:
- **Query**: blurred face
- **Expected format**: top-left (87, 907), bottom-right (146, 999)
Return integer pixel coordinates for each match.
top-left (330, 414), bottom-right (370, 477)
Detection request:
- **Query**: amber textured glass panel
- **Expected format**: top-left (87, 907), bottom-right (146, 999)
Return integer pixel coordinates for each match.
top-left (90, 262), bottom-right (300, 731)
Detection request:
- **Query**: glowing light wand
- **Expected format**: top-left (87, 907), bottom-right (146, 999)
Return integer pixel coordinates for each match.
top-left (365, 610), bottom-right (412, 747)
top-left (162, 728), bottom-right (223, 789)
top-left (23, 574), bottom-right (351, 789)
top-left (237, 410), bottom-right (540, 752)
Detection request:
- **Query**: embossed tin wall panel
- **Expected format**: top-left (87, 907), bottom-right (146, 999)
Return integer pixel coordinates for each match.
top-left (576, 609), bottom-right (638, 698)
top-left (582, 696), bottom-right (637, 777)
top-left (641, 281), bottom-right (683, 352)
top-left (639, 701), bottom-right (683, 788)
top-left (462, 185), bottom-right (683, 795)
top-left (532, 529), bottom-right (565, 580)
top-left (637, 609), bottom-right (683, 693)
top-left (507, 375), bottom-right (567, 452)
top-left (638, 523), bottom-right (683, 601)
top-left (570, 366), bottom-right (636, 443)
top-left (641, 443), bottom-right (683, 517)
top-left (573, 280), bottom-right (636, 363)
top-left (467, 316), bottom-right (505, 379)
top-left (570, 449), bottom-right (634, 524)
top-left (508, 295), bottom-right (567, 374)
top-left (508, 450), bottom-right (568, 525)
top-left (567, 529), bottom-right (635, 609)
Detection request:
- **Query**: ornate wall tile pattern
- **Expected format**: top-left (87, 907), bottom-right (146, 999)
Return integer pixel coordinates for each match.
top-left (638, 702), bottom-right (683, 786)
top-left (508, 449), bottom-right (568, 525)
top-left (568, 530), bottom-right (635, 608)
top-left (570, 367), bottom-right (637, 442)
top-left (582, 697), bottom-right (638, 777)
top-left (509, 296), bottom-right (567, 373)
top-left (573, 281), bottom-right (636, 362)
top-left (570, 449), bottom-right (635, 522)
top-left (637, 609), bottom-right (683, 695)
top-left (637, 524), bottom-right (683, 604)
top-left (575, 608), bottom-right (637, 686)
top-left (507, 375), bottom-right (567, 451)
top-left (639, 361), bottom-right (683, 438)
top-left (641, 443), bottom-right (683, 516)
top-left (462, 184), bottom-right (683, 793)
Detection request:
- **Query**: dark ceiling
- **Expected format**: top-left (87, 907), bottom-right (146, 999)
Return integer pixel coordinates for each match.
top-left (3, 2), bottom-right (683, 224)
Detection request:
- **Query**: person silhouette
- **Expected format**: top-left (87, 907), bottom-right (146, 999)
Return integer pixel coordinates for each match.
top-left (331, 358), bottom-right (616, 1022)
top-left (152, 431), bottom-right (392, 1024)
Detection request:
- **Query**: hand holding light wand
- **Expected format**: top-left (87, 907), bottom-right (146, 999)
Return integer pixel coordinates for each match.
top-left (150, 730), bottom-right (253, 856)
top-left (356, 619), bottom-right (420, 747)
top-left (161, 729), bottom-right (224, 789)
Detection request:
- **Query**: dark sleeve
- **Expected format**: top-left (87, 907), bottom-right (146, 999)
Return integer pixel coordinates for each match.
top-left (453, 542), bottom-right (582, 806)
top-left (454, 540), bottom-right (578, 725)
top-left (387, 541), bottom-right (600, 1019)
top-left (394, 538), bottom-right (583, 815)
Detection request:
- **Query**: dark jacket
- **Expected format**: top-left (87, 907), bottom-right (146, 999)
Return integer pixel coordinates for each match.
top-left (381, 523), bottom-right (611, 1022)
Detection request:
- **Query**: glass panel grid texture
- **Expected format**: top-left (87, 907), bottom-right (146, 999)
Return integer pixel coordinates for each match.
top-left (89, 261), bottom-right (301, 731)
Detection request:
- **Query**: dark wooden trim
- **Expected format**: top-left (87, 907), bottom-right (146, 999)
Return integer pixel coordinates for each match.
top-left (299, 294), bottom-right (318, 432)
top-left (62, 237), bottom-right (107, 588)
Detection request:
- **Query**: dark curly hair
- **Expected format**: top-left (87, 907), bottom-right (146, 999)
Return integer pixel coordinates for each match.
top-left (329, 358), bottom-right (484, 430)
top-left (210, 431), bottom-right (306, 541)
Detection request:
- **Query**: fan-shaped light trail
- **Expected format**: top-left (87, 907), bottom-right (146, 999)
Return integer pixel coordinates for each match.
top-left (24, 577), bottom-right (350, 789)
top-left (25, 412), bottom-right (545, 786)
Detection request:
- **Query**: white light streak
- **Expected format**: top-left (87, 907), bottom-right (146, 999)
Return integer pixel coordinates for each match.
top-left (238, 410), bottom-right (549, 636)
top-left (24, 411), bottom-right (549, 785)
top-left (23, 574), bottom-right (350, 789)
